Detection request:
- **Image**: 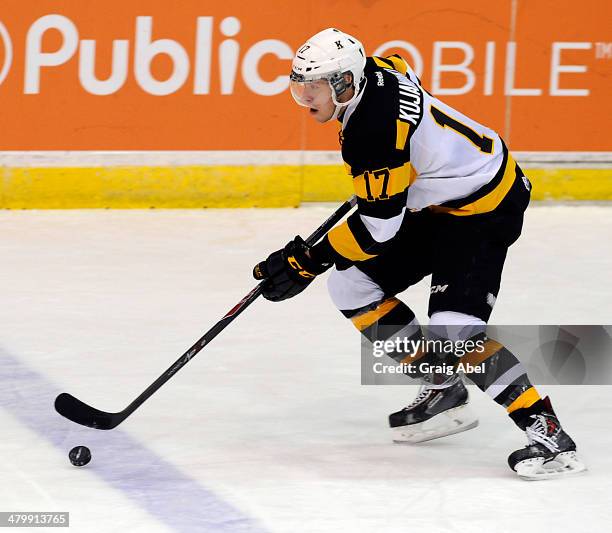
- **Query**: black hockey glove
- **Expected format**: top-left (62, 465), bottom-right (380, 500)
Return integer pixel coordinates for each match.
top-left (253, 236), bottom-right (331, 302)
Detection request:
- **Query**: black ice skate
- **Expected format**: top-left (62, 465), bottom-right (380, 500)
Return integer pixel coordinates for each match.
top-left (389, 375), bottom-right (478, 443)
top-left (508, 396), bottom-right (586, 480)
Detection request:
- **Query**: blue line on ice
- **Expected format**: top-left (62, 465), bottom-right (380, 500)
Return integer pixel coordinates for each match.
top-left (0, 348), bottom-right (267, 533)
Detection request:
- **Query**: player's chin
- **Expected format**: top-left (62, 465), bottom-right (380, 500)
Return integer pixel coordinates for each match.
top-left (309, 108), bottom-right (329, 123)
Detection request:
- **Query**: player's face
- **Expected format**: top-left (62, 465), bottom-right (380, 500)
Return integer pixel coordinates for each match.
top-left (290, 79), bottom-right (336, 123)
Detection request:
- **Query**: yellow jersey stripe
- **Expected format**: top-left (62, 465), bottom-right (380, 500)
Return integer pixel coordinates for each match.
top-left (430, 154), bottom-right (518, 216)
top-left (386, 55), bottom-right (408, 75)
top-left (352, 163), bottom-right (412, 201)
top-left (396, 120), bottom-right (410, 150)
top-left (328, 221), bottom-right (377, 261)
top-left (410, 164), bottom-right (418, 184)
top-left (373, 57), bottom-right (393, 70)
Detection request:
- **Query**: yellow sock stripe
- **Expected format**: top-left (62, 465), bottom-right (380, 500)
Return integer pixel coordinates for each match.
top-left (351, 298), bottom-right (401, 331)
top-left (399, 348), bottom-right (430, 365)
top-left (328, 221), bottom-right (377, 262)
top-left (460, 339), bottom-right (504, 367)
top-left (506, 387), bottom-right (541, 414)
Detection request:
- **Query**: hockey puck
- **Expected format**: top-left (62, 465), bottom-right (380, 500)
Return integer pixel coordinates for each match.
top-left (69, 446), bottom-right (91, 467)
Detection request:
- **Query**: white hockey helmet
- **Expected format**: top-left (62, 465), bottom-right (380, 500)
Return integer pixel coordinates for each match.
top-left (290, 28), bottom-right (366, 121)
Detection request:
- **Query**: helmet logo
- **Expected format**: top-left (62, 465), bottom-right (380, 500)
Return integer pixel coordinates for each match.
top-left (298, 44), bottom-right (310, 54)
top-left (335, 40), bottom-right (344, 50)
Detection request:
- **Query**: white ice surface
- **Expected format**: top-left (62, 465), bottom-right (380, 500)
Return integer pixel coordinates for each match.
top-left (0, 205), bottom-right (611, 533)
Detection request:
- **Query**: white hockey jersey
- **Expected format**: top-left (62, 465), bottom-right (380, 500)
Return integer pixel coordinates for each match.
top-left (319, 54), bottom-right (525, 264)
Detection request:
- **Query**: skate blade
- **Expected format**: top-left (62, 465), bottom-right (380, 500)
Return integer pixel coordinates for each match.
top-left (391, 405), bottom-right (479, 444)
top-left (516, 451), bottom-right (588, 481)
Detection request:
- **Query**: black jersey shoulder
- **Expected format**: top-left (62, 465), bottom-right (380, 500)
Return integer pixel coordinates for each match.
top-left (341, 57), bottom-right (423, 177)
top-left (371, 56), bottom-right (425, 128)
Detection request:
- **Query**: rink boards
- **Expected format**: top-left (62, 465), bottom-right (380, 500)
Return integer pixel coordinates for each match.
top-left (0, 151), bottom-right (611, 208)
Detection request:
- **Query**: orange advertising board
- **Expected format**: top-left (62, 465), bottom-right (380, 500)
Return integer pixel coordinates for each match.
top-left (0, 0), bottom-right (610, 151)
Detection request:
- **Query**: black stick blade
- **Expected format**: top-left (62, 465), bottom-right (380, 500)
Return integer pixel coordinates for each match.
top-left (54, 393), bottom-right (121, 430)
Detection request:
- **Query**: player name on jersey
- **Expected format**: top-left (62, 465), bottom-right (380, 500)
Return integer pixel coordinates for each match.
top-left (383, 67), bottom-right (423, 126)
top-left (395, 74), bottom-right (422, 126)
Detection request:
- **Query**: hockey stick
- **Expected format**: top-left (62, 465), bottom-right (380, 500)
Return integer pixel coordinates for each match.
top-left (55, 196), bottom-right (357, 430)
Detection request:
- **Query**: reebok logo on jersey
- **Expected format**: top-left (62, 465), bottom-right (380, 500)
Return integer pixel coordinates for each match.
top-left (522, 175), bottom-right (532, 192)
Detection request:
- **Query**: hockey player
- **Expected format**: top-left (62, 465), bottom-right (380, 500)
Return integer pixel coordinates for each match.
top-left (254, 28), bottom-right (585, 480)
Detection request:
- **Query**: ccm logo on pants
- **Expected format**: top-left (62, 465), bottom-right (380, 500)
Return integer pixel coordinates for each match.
top-left (431, 284), bottom-right (448, 294)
